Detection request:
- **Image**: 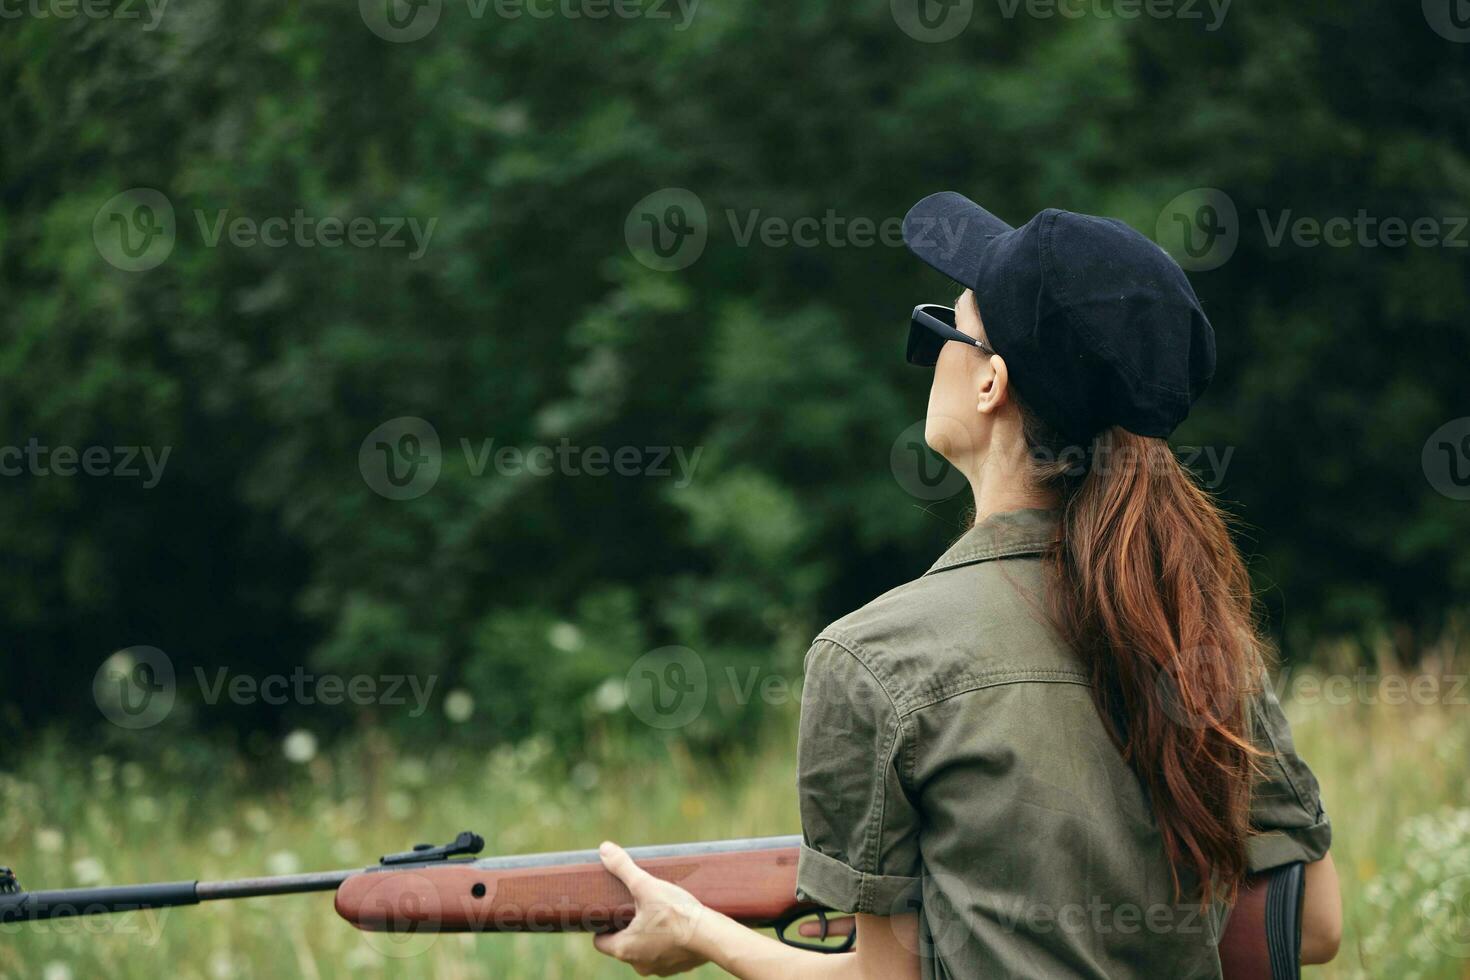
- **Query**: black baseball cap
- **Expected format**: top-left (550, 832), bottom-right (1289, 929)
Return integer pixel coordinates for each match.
top-left (901, 191), bottom-right (1216, 445)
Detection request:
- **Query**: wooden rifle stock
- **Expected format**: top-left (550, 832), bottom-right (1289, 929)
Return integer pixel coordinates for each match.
top-left (334, 836), bottom-right (831, 943)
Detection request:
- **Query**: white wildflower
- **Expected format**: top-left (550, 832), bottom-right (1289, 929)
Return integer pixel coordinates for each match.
top-left (443, 689), bottom-right (475, 723)
top-left (266, 851), bottom-right (300, 876)
top-left (548, 622), bottom-right (584, 653)
top-left (282, 729), bottom-right (318, 764)
top-left (592, 677), bottom-right (626, 713)
top-left (70, 857), bottom-right (106, 885)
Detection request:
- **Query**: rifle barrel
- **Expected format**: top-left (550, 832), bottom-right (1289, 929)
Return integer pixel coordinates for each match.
top-left (0, 869), bottom-right (360, 922)
top-left (197, 869), bottom-right (356, 901)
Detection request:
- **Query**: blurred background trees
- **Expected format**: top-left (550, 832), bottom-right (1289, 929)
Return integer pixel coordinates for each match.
top-left (2, 0), bottom-right (1467, 756)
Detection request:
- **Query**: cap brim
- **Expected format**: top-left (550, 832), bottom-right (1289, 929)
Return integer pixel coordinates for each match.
top-left (901, 192), bottom-right (1014, 288)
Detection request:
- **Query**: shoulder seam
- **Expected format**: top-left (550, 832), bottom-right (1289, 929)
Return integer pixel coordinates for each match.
top-left (903, 672), bottom-right (1093, 716)
top-left (814, 629), bottom-right (909, 714)
top-left (817, 631), bottom-right (1093, 719)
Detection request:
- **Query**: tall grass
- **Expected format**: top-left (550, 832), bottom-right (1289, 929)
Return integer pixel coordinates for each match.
top-left (2, 684), bottom-right (1466, 979)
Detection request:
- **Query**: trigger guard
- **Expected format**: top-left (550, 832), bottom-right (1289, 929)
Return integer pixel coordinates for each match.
top-left (774, 908), bottom-right (856, 953)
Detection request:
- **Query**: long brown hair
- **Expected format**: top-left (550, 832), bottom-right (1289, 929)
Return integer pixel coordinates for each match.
top-left (1021, 408), bottom-right (1267, 906)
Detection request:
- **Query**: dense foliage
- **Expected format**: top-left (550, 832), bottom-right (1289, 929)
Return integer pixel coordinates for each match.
top-left (2, 0), bottom-right (1467, 752)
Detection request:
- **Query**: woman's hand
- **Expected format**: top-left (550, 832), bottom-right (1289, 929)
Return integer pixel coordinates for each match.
top-left (592, 840), bottom-right (713, 977)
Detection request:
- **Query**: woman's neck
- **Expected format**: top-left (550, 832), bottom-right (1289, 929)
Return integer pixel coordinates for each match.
top-left (963, 448), bottom-right (1059, 525)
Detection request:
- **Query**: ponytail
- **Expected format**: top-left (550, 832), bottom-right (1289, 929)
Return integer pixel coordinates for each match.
top-left (1023, 411), bottom-right (1266, 906)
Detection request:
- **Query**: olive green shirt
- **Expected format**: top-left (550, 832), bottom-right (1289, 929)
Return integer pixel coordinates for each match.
top-left (794, 509), bottom-right (1331, 979)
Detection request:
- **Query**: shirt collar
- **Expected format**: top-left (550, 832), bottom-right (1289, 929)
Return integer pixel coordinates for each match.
top-left (924, 508), bottom-right (1060, 576)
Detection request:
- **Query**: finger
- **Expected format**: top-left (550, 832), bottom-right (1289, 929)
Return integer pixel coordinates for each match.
top-left (593, 930), bottom-right (627, 960)
top-left (600, 840), bottom-right (655, 894)
top-left (797, 915), bottom-right (856, 938)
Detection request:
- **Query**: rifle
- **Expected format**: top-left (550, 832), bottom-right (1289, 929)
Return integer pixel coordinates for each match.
top-left (0, 832), bottom-right (1303, 977)
top-left (0, 832), bottom-right (849, 953)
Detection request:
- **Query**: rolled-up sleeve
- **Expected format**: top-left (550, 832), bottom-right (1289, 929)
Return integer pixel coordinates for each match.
top-left (1247, 681), bottom-right (1333, 871)
top-left (794, 638), bottom-right (922, 915)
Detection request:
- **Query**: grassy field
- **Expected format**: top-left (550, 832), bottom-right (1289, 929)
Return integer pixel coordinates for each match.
top-left (2, 682), bottom-right (1468, 979)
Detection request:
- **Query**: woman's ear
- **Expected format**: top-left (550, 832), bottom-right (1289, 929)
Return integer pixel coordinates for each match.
top-left (976, 354), bottom-right (1010, 416)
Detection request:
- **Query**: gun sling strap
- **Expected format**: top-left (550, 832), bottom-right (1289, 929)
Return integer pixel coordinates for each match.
top-left (1218, 861), bottom-right (1306, 980)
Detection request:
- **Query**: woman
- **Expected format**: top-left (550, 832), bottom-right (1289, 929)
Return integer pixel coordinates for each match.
top-left (593, 193), bottom-right (1342, 978)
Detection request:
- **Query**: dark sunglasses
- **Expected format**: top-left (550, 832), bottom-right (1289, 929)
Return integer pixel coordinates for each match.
top-left (907, 304), bottom-right (997, 367)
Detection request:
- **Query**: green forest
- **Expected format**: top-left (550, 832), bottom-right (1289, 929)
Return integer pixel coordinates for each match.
top-left (2, 0), bottom-right (1468, 759)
